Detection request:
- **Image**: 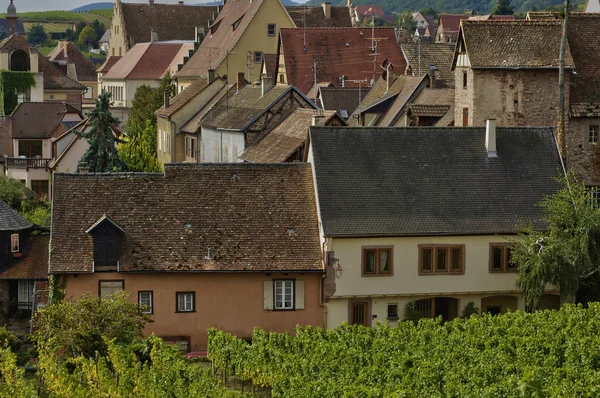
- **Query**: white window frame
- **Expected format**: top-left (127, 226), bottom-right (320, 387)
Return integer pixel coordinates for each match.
top-left (138, 291), bottom-right (153, 314)
top-left (589, 125), bottom-right (599, 144)
top-left (10, 233), bottom-right (19, 252)
top-left (274, 280), bottom-right (294, 310)
top-left (177, 292), bottom-right (194, 312)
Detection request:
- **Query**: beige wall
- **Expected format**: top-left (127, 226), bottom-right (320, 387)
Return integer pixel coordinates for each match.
top-left (63, 272), bottom-right (325, 351)
top-left (108, 1), bottom-right (126, 57)
top-left (53, 137), bottom-right (87, 173)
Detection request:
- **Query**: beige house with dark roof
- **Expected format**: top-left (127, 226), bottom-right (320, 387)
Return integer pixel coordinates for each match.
top-left (50, 164), bottom-right (325, 351)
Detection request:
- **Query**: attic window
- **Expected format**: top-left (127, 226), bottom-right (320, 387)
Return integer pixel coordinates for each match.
top-left (340, 109), bottom-right (349, 119)
top-left (11, 233), bottom-right (19, 253)
top-left (210, 20), bottom-right (222, 35)
top-left (232, 15), bottom-right (245, 31)
top-left (87, 215), bottom-right (125, 271)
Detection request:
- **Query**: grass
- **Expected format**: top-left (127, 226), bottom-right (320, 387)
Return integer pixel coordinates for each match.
top-left (87, 9), bottom-right (113, 21)
top-left (23, 22), bottom-right (73, 34)
top-left (0, 11), bottom-right (111, 25)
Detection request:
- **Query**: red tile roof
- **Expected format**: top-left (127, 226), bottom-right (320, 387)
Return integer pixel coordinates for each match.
top-left (438, 14), bottom-right (469, 36)
top-left (355, 5), bottom-right (385, 18)
top-left (281, 27), bottom-right (406, 93)
top-left (103, 42), bottom-right (190, 80)
top-left (96, 56), bottom-right (122, 74)
top-left (286, 5), bottom-right (353, 27)
top-left (10, 102), bottom-right (82, 139)
top-left (48, 41), bottom-right (97, 82)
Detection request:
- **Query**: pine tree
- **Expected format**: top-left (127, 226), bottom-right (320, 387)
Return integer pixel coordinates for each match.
top-left (491, 0), bottom-right (514, 15)
top-left (77, 92), bottom-right (126, 172)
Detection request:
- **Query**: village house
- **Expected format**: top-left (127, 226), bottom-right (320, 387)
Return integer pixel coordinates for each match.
top-left (49, 163), bottom-right (325, 351)
top-left (176, 0), bottom-right (295, 90)
top-left (585, 0), bottom-right (600, 12)
top-left (405, 87), bottom-right (455, 126)
top-left (435, 14), bottom-right (468, 43)
top-left (0, 200), bottom-right (48, 332)
top-left (48, 41), bottom-right (99, 113)
top-left (277, 27), bottom-right (406, 97)
top-left (99, 41), bottom-right (195, 126)
top-left (402, 42), bottom-right (456, 88)
top-left (308, 123), bottom-right (563, 328)
top-left (316, 86), bottom-right (370, 120)
top-left (0, 102), bottom-right (83, 197)
top-left (108, 0), bottom-right (220, 57)
top-left (286, 3), bottom-right (354, 28)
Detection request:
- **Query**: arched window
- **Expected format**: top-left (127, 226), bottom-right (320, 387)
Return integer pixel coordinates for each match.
top-left (10, 49), bottom-right (29, 71)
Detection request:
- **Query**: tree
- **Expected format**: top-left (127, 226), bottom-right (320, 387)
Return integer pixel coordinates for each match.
top-left (396, 10), bottom-right (417, 32)
top-left (25, 24), bottom-right (48, 46)
top-left (511, 173), bottom-right (600, 309)
top-left (90, 19), bottom-right (106, 46)
top-left (492, 0), bottom-right (515, 14)
top-left (76, 91), bottom-right (126, 172)
top-left (76, 26), bottom-right (97, 49)
top-left (119, 120), bottom-right (162, 172)
top-left (419, 6), bottom-right (438, 18)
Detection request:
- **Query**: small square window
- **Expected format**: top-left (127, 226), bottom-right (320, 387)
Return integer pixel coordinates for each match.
top-left (138, 291), bottom-right (153, 314)
top-left (489, 244), bottom-right (516, 272)
top-left (254, 51), bottom-right (263, 64)
top-left (10, 233), bottom-right (19, 252)
top-left (589, 125), bottom-right (599, 144)
top-left (274, 280), bottom-right (294, 310)
top-left (176, 292), bottom-right (195, 312)
top-left (267, 24), bottom-right (276, 36)
top-left (387, 303), bottom-right (399, 320)
top-left (99, 280), bottom-right (124, 298)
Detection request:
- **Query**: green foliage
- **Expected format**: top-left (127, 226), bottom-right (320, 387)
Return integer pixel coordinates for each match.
top-left (77, 91), bottom-right (126, 172)
top-left (396, 10), bottom-right (417, 32)
top-left (25, 24), bottom-right (48, 46)
top-left (20, 197), bottom-right (51, 227)
top-left (512, 172), bottom-right (600, 309)
top-left (403, 301), bottom-right (422, 324)
top-left (76, 26), bottom-right (97, 49)
top-left (0, 347), bottom-right (37, 398)
top-left (492, 0), bottom-right (515, 14)
top-left (48, 275), bottom-right (67, 305)
top-left (460, 301), bottom-right (480, 318)
top-left (89, 9), bottom-right (113, 20)
top-left (0, 326), bottom-right (21, 352)
top-left (0, 71), bottom-right (37, 116)
top-left (0, 175), bottom-right (50, 227)
top-left (420, 6), bottom-right (439, 18)
top-left (208, 304), bottom-right (600, 397)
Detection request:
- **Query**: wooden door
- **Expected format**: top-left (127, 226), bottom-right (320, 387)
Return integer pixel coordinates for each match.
top-left (351, 302), bottom-right (368, 326)
top-left (462, 107), bottom-right (469, 126)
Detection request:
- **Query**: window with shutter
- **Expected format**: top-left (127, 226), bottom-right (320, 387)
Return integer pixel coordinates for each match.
top-left (87, 216), bottom-right (125, 272)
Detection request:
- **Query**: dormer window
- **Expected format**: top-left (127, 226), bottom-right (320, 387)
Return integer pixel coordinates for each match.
top-left (86, 215), bottom-right (125, 271)
top-left (10, 233), bottom-right (19, 252)
top-left (210, 20), bottom-right (221, 35)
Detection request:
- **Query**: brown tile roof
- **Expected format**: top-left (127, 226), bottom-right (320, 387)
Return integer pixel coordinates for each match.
top-left (281, 27), bottom-right (406, 93)
top-left (401, 42), bottom-right (455, 88)
top-left (318, 86), bottom-right (370, 116)
top-left (48, 41), bottom-right (98, 82)
top-left (156, 78), bottom-right (211, 118)
top-left (97, 56), bottom-right (122, 74)
top-left (412, 88), bottom-right (454, 106)
top-left (434, 105), bottom-right (455, 126)
top-left (240, 108), bottom-right (338, 162)
top-left (180, 84), bottom-right (230, 134)
top-left (121, 2), bottom-right (219, 48)
top-left (262, 53), bottom-right (278, 78)
top-left (355, 6), bottom-right (385, 18)
top-left (177, 0), bottom-right (269, 78)
top-left (526, 11), bottom-right (560, 20)
top-left (0, 235), bottom-right (49, 280)
top-left (458, 20), bottom-right (574, 69)
top-left (468, 14), bottom-right (515, 21)
top-left (50, 164), bottom-right (323, 274)
top-left (409, 104), bottom-right (451, 117)
top-left (438, 14), bottom-right (469, 36)
top-left (103, 42), bottom-right (191, 80)
top-left (568, 13), bottom-right (600, 117)
top-left (354, 74), bottom-right (421, 115)
top-left (10, 102), bottom-right (82, 139)
top-left (286, 6), bottom-right (353, 27)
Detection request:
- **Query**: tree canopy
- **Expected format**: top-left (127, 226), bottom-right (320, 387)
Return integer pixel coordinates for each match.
top-left (76, 26), bottom-right (97, 49)
top-left (25, 24), bottom-right (48, 46)
top-left (492, 0), bottom-right (515, 14)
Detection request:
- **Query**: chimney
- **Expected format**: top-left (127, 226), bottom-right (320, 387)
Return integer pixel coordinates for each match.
top-left (149, 0), bottom-right (154, 4)
top-left (322, 2), bottom-right (331, 19)
top-left (62, 40), bottom-right (68, 57)
top-left (208, 68), bottom-right (215, 83)
top-left (237, 72), bottom-right (246, 91)
top-left (150, 28), bottom-right (158, 42)
top-left (312, 110), bottom-right (325, 126)
top-left (261, 76), bottom-right (273, 96)
top-left (485, 119), bottom-right (497, 157)
top-left (6, 0), bottom-right (17, 35)
top-left (164, 90), bottom-right (170, 109)
top-left (78, 161), bottom-right (89, 174)
top-left (179, 1), bottom-right (184, 4)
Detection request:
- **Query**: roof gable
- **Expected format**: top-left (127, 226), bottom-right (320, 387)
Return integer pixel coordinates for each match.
top-left (402, 42), bottom-right (456, 88)
top-left (48, 41), bottom-right (97, 82)
top-left (103, 42), bottom-right (189, 80)
top-left (11, 102), bottom-right (82, 139)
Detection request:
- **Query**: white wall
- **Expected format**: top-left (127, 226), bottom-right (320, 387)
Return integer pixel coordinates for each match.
top-left (200, 127), bottom-right (245, 163)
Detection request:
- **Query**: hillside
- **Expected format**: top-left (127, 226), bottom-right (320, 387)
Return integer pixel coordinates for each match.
top-left (71, 3), bottom-right (114, 12)
top-left (307, 0), bottom-right (585, 15)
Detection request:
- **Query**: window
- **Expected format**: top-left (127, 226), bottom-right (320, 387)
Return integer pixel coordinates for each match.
top-left (513, 92), bottom-right (519, 112)
top-left (462, 107), bottom-right (469, 126)
top-left (84, 86), bottom-right (93, 99)
top-left (185, 136), bottom-right (196, 159)
top-left (17, 90), bottom-right (29, 104)
top-left (176, 292), bottom-right (195, 312)
top-left (274, 280), bottom-right (294, 310)
top-left (163, 131), bottom-right (171, 153)
top-left (387, 303), bottom-right (399, 320)
top-left (589, 125), bottom-right (599, 144)
top-left (18, 140), bottom-right (43, 157)
top-left (31, 180), bottom-right (49, 198)
top-left (254, 51), bottom-right (263, 64)
top-left (49, 94), bottom-right (55, 100)
top-left (10, 233), bottom-right (19, 252)
top-left (138, 291), bottom-right (153, 314)
top-left (462, 71), bottom-right (467, 89)
top-left (362, 247), bottom-right (393, 276)
top-left (279, 74), bottom-right (285, 84)
top-left (489, 244), bottom-right (516, 272)
top-left (18, 280), bottom-right (34, 310)
top-left (419, 245), bottom-right (464, 274)
top-left (99, 280), bottom-right (124, 298)
top-left (590, 188), bottom-right (600, 207)
top-left (267, 24), bottom-right (276, 36)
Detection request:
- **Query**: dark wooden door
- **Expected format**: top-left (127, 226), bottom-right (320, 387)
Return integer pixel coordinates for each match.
top-left (462, 107), bottom-right (469, 126)
top-left (351, 302), bottom-right (368, 326)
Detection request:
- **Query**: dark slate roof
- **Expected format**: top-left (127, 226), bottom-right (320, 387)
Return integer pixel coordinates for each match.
top-left (0, 200), bottom-right (32, 232)
top-left (402, 42), bottom-right (455, 88)
top-left (50, 164), bottom-right (322, 274)
top-left (11, 102), bottom-right (82, 139)
top-left (286, 6), bottom-right (353, 27)
top-left (568, 13), bottom-right (600, 117)
top-left (319, 87), bottom-right (369, 116)
top-left (0, 235), bottom-right (48, 280)
top-left (310, 127), bottom-right (563, 237)
top-left (121, 2), bottom-right (219, 47)
top-left (458, 21), bottom-right (574, 69)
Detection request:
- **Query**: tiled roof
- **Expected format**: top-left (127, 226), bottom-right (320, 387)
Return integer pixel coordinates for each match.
top-left (286, 6), bottom-right (353, 27)
top-left (409, 104), bottom-right (451, 117)
top-left (96, 56), bottom-right (122, 74)
top-left (50, 164), bottom-right (323, 274)
top-left (10, 102), bottom-right (82, 139)
top-left (319, 86), bottom-right (370, 116)
top-left (424, 15), bottom-right (436, 30)
top-left (438, 14), bottom-right (468, 36)
top-left (121, 2), bottom-right (219, 47)
top-left (156, 78), bottom-right (211, 118)
top-left (412, 88), bottom-right (454, 106)
top-left (355, 5), bottom-right (385, 18)
top-left (310, 126), bottom-right (563, 237)
top-left (468, 14), bottom-right (515, 21)
top-left (103, 42), bottom-right (191, 80)
top-left (280, 27), bottom-right (406, 93)
top-left (568, 13), bottom-right (600, 117)
top-left (459, 20), bottom-right (574, 69)
top-left (0, 235), bottom-right (48, 280)
top-left (180, 84), bottom-right (230, 134)
top-left (262, 53), bottom-right (278, 78)
top-left (241, 108), bottom-right (337, 162)
top-left (526, 11), bottom-right (560, 20)
top-left (48, 41), bottom-right (98, 82)
top-left (434, 105), bottom-right (454, 126)
top-left (0, 200), bottom-right (32, 232)
top-left (177, 0), bottom-right (268, 78)
top-left (354, 74), bottom-right (422, 115)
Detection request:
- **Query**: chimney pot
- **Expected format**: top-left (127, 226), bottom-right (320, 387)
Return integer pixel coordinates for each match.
top-left (164, 90), bottom-right (170, 108)
top-left (261, 76), bottom-right (273, 96)
top-left (322, 2), bottom-right (331, 19)
top-left (179, 1), bottom-right (184, 4)
top-left (208, 68), bottom-right (215, 83)
top-left (486, 119), bottom-right (497, 157)
top-left (237, 72), bottom-right (246, 91)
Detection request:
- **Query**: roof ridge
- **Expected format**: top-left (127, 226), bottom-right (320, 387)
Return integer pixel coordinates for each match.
top-left (462, 20), bottom-right (561, 25)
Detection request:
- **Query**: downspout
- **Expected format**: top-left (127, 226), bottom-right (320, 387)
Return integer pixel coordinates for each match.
top-left (320, 236), bottom-right (328, 328)
top-left (169, 118), bottom-right (177, 163)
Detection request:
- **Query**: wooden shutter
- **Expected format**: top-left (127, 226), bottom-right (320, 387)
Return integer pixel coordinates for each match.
top-left (263, 281), bottom-right (273, 310)
top-left (295, 280), bottom-right (305, 310)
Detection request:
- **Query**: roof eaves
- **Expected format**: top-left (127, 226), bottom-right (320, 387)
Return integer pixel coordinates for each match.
top-left (386, 74), bottom-right (429, 127)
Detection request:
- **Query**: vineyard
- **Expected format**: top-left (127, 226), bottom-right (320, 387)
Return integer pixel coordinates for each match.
top-left (208, 304), bottom-right (600, 397)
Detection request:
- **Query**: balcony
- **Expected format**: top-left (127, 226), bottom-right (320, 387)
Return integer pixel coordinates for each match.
top-left (5, 157), bottom-right (51, 170)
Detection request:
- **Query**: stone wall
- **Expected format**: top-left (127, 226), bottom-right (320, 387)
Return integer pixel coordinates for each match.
top-left (566, 117), bottom-right (600, 185)
top-left (454, 67), bottom-right (474, 126)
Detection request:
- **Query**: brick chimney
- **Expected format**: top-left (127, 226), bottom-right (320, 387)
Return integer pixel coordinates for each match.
top-left (322, 2), bottom-right (331, 19)
top-left (486, 119), bottom-right (497, 158)
top-left (312, 110), bottom-right (325, 126)
top-left (150, 28), bottom-right (158, 42)
top-left (208, 68), bottom-right (215, 83)
top-left (237, 72), bottom-right (246, 91)
top-left (261, 75), bottom-right (273, 96)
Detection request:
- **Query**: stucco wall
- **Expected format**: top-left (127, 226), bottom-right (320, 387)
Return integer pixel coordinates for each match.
top-left (567, 117), bottom-right (600, 186)
top-left (200, 126), bottom-right (244, 162)
top-left (63, 272), bottom-right (324, 351)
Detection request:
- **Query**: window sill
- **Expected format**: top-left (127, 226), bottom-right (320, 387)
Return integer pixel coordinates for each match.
top-left (419, 271), bottom-right (465, 275)
top-left (175, 310), bottom-right (196, 313)
top-left (361, 273), bottom-right (394, 277)
top-left (272, 308), bottom-right (296, 312)
top-left (387, 317), bottom-right (399, 322)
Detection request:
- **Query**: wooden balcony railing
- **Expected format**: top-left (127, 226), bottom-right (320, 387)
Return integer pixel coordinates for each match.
top-left (5, 157), bottom-right (51, 170)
